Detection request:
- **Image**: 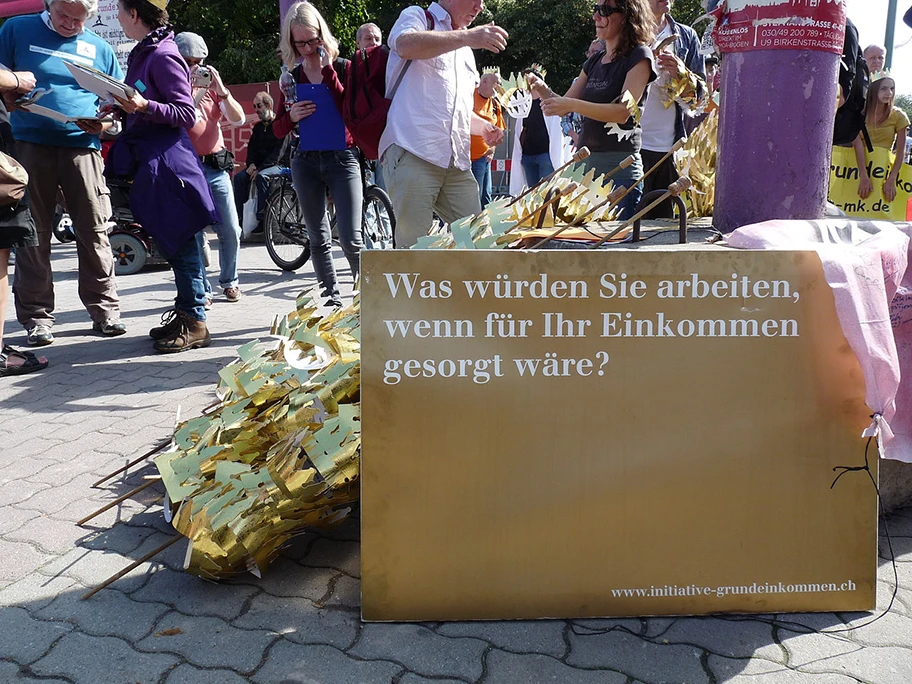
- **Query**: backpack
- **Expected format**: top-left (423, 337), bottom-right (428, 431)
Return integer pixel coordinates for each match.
top-left (833, 18), bottom-right (872, 150)
top-left (342, 8), bottom-right (434, 160)
top-left (0, 151), bottom-right (27, 208)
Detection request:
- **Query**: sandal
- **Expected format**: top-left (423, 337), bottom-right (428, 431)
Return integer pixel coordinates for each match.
top-left (0, 344), bottom-right (49, 377)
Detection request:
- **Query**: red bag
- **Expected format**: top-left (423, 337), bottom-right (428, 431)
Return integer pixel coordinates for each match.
top-left (342, 9), bottom-right (434, 160)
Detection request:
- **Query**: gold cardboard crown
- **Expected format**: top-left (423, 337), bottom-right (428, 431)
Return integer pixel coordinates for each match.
top-left (146, 0), bottom-right (169, 9)
top-left (482, 66), bottom-right (501, 76)
top-left (870, 69), bottom-right (892, 83)
top-left (529, 63), bottom-right (547, 79)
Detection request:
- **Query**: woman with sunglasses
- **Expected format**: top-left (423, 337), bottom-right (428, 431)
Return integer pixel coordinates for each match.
top-left (536, 0), bottom-right (655, 219)
top-left (273, 1), bottom-right (361, 308)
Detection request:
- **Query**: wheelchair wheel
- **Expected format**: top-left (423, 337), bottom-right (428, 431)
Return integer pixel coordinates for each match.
top-left (110, 232), bottom-right (148, 275)
top-left (362, 186), bottom-right (396, 249)
top-left (264, 181), bottom-right (311, 271)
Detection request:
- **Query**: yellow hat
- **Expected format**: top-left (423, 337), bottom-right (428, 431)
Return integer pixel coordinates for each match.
top-left (146, 0), bottom-right (169, 9)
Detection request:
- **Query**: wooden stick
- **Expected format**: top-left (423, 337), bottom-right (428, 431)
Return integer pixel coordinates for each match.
top-left (588, 176), bottom-right (692, 250)
top-left (77, 478), bottom-right (161, 527)
top-left (572, 139), bottom-right (685, 226)
top-left (82, 535), bottom-right (182, 600)
top-left (507, 182), bottom-right (579, 231)
top-left (507, 146), bottom-right (591, 207)
top-left (92, 439), bottom-right (171, 488)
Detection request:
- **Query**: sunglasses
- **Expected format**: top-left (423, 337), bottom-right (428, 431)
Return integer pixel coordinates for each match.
top-left (593, 3), bottom-right (623, 17)
top-left (292, 37), bottom-right (322, 48)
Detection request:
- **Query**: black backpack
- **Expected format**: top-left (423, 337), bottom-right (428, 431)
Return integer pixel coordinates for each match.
top-left (833, 18), bottom-right (872, 151)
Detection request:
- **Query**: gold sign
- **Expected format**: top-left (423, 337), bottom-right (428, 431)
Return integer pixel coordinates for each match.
top-left (360, 249), bottom-right (877, 621)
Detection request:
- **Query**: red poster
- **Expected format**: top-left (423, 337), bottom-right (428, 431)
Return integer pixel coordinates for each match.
top-left (712, 0), bottom-right (846, 54)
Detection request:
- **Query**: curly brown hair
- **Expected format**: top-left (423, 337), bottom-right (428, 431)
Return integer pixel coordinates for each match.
top-left (612, 0), bottom-right (656, 59)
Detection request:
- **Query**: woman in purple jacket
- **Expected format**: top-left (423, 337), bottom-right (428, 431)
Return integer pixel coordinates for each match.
top-left (106, 0), bottom-right (218, 353)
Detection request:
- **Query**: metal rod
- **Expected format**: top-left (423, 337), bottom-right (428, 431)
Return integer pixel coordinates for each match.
top-left (589, 177), bottom-right (692, 250)
top-left (507, 146), bottom-right (591, 207)
top-left (92, 439), bottom-right (171, 488)
top-left (631, 193), bottom-right (688, 243)
top-left (77, 478), bottom-right (161, 527)
top-left (82, 535), bottom-right (182, 600)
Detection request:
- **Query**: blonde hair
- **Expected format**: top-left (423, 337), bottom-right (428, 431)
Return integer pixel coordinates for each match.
top-left (280, 2), bottom-right (339, 67)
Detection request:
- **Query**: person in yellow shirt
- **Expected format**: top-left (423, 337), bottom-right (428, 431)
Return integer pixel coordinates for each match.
top-left (854, 71), bottom-right (910, 201)
top-left (470, 70), bottom-right (506, 207)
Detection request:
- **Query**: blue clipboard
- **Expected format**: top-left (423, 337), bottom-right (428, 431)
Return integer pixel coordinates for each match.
top-left (296, 83), bottom-right (346, 151)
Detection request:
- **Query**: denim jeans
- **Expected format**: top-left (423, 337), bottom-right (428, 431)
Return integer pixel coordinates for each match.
top-left (233, 165), bottom-right (285, 222)
top-left (291, 148), bottom-right (363, 305)
top-left (520, 152), bottom-right (554, 188)
top-left (584, 152), bottom-right (644, 221)
top-left (471, 157), bottom-right (492, 207)
top-left (202, 164), bottom-right (241, 289)
top-left (167, 235), bottom-right (207, 321)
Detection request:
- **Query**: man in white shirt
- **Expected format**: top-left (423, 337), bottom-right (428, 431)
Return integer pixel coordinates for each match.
top-left (639, 0), bottom-right (704, 218)
top-left (379, 0), bottom-right (508, 248)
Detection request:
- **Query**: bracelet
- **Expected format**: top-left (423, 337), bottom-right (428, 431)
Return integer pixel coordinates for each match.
top-left (13, 73), bottom-right (19, 90)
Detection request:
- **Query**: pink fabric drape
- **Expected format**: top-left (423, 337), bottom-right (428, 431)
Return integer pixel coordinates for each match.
top-left (726, 219), bottom-right (912, 463)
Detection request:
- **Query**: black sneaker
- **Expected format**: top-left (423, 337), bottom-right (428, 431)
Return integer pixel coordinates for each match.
top-left (93, 319), bottom-right (127, 336)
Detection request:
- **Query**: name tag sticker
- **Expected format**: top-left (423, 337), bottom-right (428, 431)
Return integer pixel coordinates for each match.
top-left (134, 79), bottom-right (147, 93)
top-left (76, 40), bottom-right (96, 59)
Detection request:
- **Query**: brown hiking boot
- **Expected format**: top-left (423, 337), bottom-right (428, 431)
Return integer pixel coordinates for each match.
top-left (149, 309), bottom-right (180, 340)
top-left (153, 311), bottom-right (211, 353)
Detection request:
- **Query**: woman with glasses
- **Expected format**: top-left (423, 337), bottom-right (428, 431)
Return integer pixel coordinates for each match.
top-left (535, 0), bottom-right (655, 219)
top-left (272, 1), bottom-right (361, 308)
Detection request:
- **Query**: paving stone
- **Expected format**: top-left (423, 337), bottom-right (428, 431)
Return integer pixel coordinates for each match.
top-left (836, 608), bottom-right (912, 647)
top-left (350, 623), bottom-right (487, 680)
top-left (0, 572), bottom-right (77, 610)
top-left (36, 584), bottom-right (170, 641)
top-left (252, 641), bottom-right (400, 684)
top-left (0, 539), bottom-right (52, 582)
top-left (708, 654), bottom-right (861, 683)
top-left (437, 620), bottom-right (567, 657)
top-left (164, 663), bottom-right (251, 684)
top-left (31, 630), bottom-right (179, 684)
top-left (658, 616), bottom-right (784, 661)
top-left (15, 475), bottom-right (101, 515)
top-left (398, 674), bottom-right (465, 684)
top-left (137, 611), bottom-right (276, 673)
top-left (323, 574), bottom-right (360, 609)
top-left (79, 521), bottom-right (159, 556)
top-left (0, 456), bottom-right (58, 484)
top-left (254, 557), bottom-right (336, 602)
top-left (0, 660), bottom-right (70, 684)
top-left (0, 505), bottom-right (40, 535)
top-left (35, 535), bottom-right (169, 593)
top-left (5, 513), bottom-right (94, 555)
top-left (783, 631), bottom-right (912, 684)
top-left (567, 627), bottom-right (709, 683)
top-left (233, 593), bottom-right (359, 649)
top-left (301, 538), bottom-right (360, 577)
top-left (484, 649), bottom-right (627, 683)
top-left (1, 437), bottom-right (67, 460)
top-left (0, 606), bottom-right (72, 664)
top-left (0, 479), bottom-right (51, 507)
top-left (130, 567), bottom-right (260, 621)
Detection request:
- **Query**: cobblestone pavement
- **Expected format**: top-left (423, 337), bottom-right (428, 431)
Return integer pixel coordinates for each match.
top-left (2, 235), bottom-right (912, 684)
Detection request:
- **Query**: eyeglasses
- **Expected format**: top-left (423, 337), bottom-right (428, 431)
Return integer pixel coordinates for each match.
top-left (253, 103), bottom-right (267, 109)
top-left (292, 37), bottom-right (322, 48)
top-left (592, 3), bottom-right (623, 17)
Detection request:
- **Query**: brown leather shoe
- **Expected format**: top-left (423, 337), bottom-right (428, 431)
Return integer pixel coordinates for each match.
top-left (149, 309), bottom-right (179, 340)
top-left (153, 312), bottom-right (211, 353)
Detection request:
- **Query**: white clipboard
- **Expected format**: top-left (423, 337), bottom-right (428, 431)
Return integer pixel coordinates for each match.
top-left (64, 60), bottom-right (135, 100)
top-left (21, 102), bottom-right (112, 124)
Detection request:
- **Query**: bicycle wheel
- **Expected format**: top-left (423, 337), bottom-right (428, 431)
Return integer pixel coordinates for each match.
top-left (264, 181), bottom-right (311, 271)
top-left (362, 185), bottom-right (396, 249)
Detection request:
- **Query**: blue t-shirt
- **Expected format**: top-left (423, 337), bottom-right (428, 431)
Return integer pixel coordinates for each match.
top-left (0, 14), bottom-right (123, 149)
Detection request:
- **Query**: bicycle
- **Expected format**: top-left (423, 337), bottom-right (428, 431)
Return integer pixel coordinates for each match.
top-left (263, 154), bottom-right (396, 272)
